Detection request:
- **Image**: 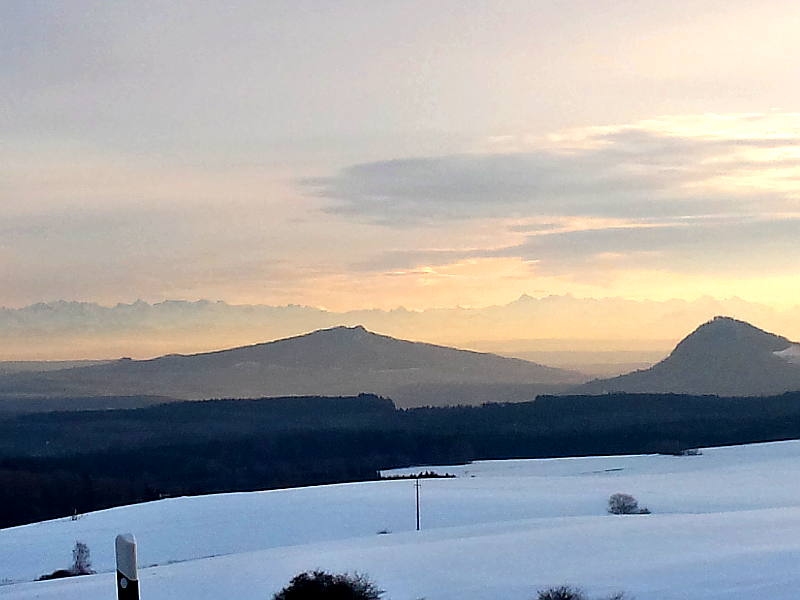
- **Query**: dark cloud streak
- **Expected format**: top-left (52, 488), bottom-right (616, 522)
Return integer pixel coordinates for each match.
top-left (352, 216), bottom-right (800, 277)
top-left (305, 129), bottom-right (796, 225)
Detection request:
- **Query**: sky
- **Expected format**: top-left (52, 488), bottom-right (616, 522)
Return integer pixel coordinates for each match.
top-left (3, 0), bottom-right (800, 313)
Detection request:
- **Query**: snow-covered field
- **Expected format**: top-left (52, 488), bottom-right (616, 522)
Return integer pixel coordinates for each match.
top-left (4, 441), bottom-right (800, 599)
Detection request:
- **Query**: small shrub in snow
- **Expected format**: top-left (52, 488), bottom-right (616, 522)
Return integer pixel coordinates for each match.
top-left (536, 585), bottom-right (586, 600)
top-left (37, 541), bottom-right (94, 581)
top-left (71, 541), bottom-right (93, 575)
top-left (273, 570), bottom-right (384, 600)
top-left (535, 587), bottom-right (629, 600)
top-left (608, 493), bottom-right (649, 515)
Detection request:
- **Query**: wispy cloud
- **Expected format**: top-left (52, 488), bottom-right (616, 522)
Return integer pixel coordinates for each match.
top-left (305, 116), bottom-right (800, 226)
top-left (319, 114), bottom-right (800, 302)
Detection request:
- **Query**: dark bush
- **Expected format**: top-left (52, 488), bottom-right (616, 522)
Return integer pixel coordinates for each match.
top-left (608, 493), bottom-right (649, 515)
top-left (273, 570), bottom-right (384, 600)
top-left (536, 587), bottom-right (629, 600)
top-left (537, 586), bottom-right (586, 600)
top-left (37, 569), bottom-right (76, 581)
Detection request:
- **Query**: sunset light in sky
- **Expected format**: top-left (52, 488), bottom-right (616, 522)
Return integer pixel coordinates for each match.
top-left (3, 1), bottom-right (800, 316)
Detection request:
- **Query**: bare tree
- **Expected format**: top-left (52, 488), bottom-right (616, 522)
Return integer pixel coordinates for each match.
top-left (71, 541), bottom-right (93, 575)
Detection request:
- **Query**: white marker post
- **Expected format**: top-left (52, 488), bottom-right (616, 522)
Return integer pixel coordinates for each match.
top-left (115, 534), bottom-right (140, 600)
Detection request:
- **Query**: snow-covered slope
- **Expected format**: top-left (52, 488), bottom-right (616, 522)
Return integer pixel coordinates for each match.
top-left (5, 441), bottom-right (800, 599)
top-left (775, 344), bottom-right (800, 365)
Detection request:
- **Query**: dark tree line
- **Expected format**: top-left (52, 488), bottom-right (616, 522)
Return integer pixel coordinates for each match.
top-left (3, 391), bottom-right (800, 528)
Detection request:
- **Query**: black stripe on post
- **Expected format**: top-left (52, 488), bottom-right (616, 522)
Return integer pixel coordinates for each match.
top-left (117, 570), bottom-right (140, 600)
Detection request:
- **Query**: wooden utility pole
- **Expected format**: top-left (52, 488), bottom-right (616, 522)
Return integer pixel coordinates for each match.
top-left (415, 477), bottom-right (421, 531)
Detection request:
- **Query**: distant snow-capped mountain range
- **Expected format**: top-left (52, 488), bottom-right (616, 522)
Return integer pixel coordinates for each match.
top-left (2, 295), bottom-right (799, 363)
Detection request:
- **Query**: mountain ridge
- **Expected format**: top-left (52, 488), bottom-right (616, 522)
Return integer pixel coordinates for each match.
top-left (578, 316), bottom-right (800, 396)
top-left (0, 325), bottom-right (585, 407)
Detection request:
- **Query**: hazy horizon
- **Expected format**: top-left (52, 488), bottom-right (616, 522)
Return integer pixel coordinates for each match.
top-left (2, 293), bottom-right (798, 363)
top-left (4, 1), bottom-right (800, 326)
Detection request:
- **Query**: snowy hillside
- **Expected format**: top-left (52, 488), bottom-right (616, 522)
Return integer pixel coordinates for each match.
top-left (5, 441), bottom-right (800, 599)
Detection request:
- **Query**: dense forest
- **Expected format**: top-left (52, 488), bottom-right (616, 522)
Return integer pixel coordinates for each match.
top-left (3, 391), bottom-right (800, 528)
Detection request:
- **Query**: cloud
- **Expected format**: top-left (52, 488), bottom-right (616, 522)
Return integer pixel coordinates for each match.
top-left (504, 217), bottom-right (800, 274)
top-left (354, 214), bottom-right (800, 280)
top-left (308, 115), bottom-right (800, 290)
top-left (304, 122), bottom-right (800, 225)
